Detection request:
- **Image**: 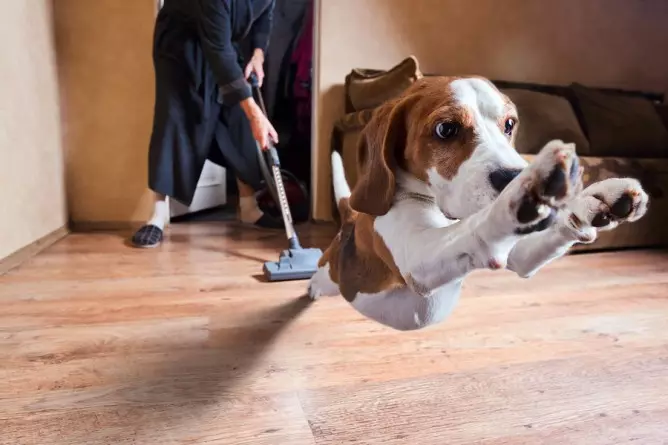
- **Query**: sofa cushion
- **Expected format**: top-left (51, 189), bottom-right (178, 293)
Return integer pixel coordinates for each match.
top-left (503, 88), bottom-right (591, 155)
top-left (568, 83), bottom-right (668, 158)
top-left (345, 55), bottom-right (422, 112)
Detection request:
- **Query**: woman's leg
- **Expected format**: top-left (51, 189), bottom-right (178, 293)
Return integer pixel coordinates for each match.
top-left (212, 104), bottom-right (282, 229)
top-left (147, 192), bottom-right (170, 230)
top-left (236, 177), bottom-right (255, 197)
top-left (132, 192), bottom-right (170, 248)
top-left (132, 16), bottom-right (223, 247)
top-left (236, 177), bottom-right (262, 223)
top-left (235, 176), bottom-right (283, 228)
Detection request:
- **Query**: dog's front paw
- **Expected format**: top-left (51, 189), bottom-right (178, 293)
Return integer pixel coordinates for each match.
top-left (565, 178), bottom-right (649, 240)
top-left (307, 265), bottom-right (340, 300)
top-left (506, 140), bottom-right (581, 234)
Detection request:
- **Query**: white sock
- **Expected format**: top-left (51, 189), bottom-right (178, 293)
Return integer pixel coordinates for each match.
top-left (238, 196), bottom-right (263, 223)
top-left (147, 199), bottom-right (169, 230)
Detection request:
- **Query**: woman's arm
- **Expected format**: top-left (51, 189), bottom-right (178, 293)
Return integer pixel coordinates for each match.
top-left (194, 0), bottom-right (251, 104)
top-left (194, 0), bottom-right (278, 149)
top-left (243, 0), bottom-right (275, 87)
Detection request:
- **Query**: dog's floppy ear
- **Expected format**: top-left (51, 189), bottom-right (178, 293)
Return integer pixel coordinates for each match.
top-left (349, 96), bottom-right (411, 216)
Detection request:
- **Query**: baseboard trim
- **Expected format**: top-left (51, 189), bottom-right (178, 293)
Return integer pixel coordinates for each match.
top-left (0, 226), bottom-right (70, 275)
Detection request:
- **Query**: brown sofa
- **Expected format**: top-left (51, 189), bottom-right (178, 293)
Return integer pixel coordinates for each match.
top-left (332, 56), bottom-right (668, 251)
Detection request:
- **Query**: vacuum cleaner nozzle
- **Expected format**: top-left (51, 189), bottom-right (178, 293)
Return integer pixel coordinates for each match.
top-left (262, 246), bottom-right (324, 282)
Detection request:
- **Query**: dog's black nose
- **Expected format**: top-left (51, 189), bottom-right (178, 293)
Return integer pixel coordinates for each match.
top-left (489, 168), bottom-right (522, 192)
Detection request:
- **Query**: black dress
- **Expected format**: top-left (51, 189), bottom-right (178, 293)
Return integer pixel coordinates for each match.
top-left (147, 0), bottom-right (275, 206)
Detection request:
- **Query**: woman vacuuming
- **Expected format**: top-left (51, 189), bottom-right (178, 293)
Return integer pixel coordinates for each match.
top-left (132, 0), bottom-right (282, 248)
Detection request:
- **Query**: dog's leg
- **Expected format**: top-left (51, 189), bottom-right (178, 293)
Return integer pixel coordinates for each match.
top-left (308, 263), bottom-right (340, 299)
top-left (507, 177), bottom-right (649, 278)
top-left (382, 140), bottom-right (581, 291)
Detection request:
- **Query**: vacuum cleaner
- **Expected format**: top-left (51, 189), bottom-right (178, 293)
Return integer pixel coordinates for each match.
top-left (249, 74), bottom-right (323, 282)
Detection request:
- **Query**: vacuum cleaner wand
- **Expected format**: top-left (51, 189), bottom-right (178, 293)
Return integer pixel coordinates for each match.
top-left (249, 74), bottom-right (322, 281)
top-left (265, 134), bottom-right (299, 247)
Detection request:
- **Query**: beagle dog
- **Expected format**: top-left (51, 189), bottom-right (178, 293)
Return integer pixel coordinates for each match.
top-left (309, 76), bottom-right (649, 331)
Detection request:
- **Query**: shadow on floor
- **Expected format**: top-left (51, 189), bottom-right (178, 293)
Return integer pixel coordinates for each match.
top-left (112, 296), bottom-right (312, 432)
top-left (170, 204), bottom-right (238, 224)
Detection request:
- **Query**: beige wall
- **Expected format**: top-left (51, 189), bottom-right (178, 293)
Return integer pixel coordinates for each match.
top-left (313, 0), bottom-right (668, 221)
top-left (0, 1), bottom-right (67, 259)
top-left (54, 0), bottom-right (157, 225)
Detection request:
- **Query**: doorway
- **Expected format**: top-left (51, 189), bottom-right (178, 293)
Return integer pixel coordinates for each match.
top-left (172, 0), bottom-right (315, 224)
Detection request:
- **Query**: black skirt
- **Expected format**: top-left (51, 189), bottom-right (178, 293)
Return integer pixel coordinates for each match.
top-left (147, 12), bottom-right (262, 206)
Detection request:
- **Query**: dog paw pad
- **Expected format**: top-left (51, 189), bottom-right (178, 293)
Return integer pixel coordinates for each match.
top-left (516, 194), bottom-right (541, 224)
top-left (572, 178), bottom-right (650, 231)
top-left (507, 140), bottom-right (581, 233)
top-left (543, 149), bottom-right (580, 201)
top-left (515, 209), bottom-right (557, 235)
top-left (610, 192), bottom-right (635, 218)
top-left (591, 212), bottom-right (611, 228)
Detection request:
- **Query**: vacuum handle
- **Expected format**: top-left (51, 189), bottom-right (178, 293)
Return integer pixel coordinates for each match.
top-left (266, 144), bottom-right (280, 167)
top-left (249, 73), bottom-right (281, 168)
top-left (248, 72), bottom-right (260, 89)
top-left (248, 72), bottom-right (267, 111)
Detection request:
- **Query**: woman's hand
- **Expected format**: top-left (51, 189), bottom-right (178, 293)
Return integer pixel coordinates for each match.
top-left (244, 49), bottom-right (265, 87)
top-left (240, 98), bottom-right (278, 150)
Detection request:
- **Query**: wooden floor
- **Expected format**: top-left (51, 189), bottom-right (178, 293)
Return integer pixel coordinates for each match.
top-left (2, 222), bottom-right (668, 445)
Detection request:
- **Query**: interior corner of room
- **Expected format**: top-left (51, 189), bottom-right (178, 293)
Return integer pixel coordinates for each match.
top-left (0, 1), bottom-right (69, 271)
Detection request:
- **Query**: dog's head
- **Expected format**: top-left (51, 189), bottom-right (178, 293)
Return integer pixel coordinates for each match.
top-left (350, 76), bottom-right (528, 219)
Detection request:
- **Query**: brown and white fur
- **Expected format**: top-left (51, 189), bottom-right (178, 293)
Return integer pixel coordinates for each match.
top-left (309, 76), bottom-right (649, 331)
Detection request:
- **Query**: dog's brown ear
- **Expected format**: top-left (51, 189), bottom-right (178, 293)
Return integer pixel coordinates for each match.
top-left (349, 97), bottom-right (410, 216)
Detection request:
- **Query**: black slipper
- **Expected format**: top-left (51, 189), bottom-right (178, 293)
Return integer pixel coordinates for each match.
top-left (254, 213), bottom-right (285, 229)
top-left (240, 212), bottom-right (284, 230)
top-left (131, 224), bottom-right (164, 248)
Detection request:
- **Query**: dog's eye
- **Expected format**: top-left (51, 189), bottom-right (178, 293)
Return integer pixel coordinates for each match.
top-left (504, 118), bottom-right (516, 136)
top-left (435, 122), bottom-right (460, 140)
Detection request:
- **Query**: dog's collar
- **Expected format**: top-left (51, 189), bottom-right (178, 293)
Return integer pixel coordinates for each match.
top-left (395, 190), bottom-right (436, 205)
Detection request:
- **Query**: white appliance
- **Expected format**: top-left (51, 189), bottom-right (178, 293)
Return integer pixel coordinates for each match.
top-left (169, 160), bottom-right (227, 218)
